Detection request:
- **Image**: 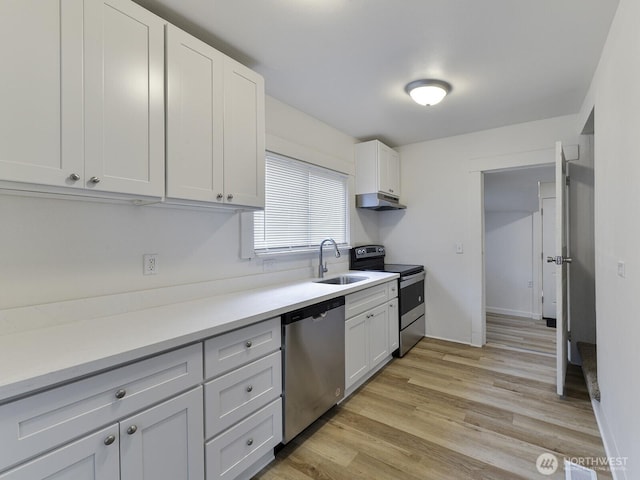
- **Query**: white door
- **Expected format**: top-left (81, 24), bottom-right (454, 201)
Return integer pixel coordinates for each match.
top-left (84, 0), bottom-right (165, 197)
top-left (120, 388), bottom-right (204, 480)
top-left (166, 25), bottom-right (225, 203)
top-left (388, 299), bottom-right (399, 352)
top-left (0, 1), bottom-right (84, 188)
top-left (223, 58), bottom-right (265, 208)
top-left (345, 314), bottom-right (369, 390)
top-left (368, 304), bottom-right (389, 367)
top-left (553, 141), bottom-right (570, 396)
top-left (0, 425), bottom-right (119, 480)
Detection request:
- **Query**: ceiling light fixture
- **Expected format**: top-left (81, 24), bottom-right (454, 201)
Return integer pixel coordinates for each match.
top-left (405, 79), bottom-right (452, 106)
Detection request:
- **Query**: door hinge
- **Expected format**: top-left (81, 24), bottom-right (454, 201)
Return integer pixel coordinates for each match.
top-left (540, 207), bottom-right (543, 216)
top-left (565, 176), bottom-right (570, 186)
top-left (568, 331), bottom-right (572, 341)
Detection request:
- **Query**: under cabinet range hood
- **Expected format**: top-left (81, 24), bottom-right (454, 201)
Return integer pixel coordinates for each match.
top-left (356, 192), bottom-right (406, 211)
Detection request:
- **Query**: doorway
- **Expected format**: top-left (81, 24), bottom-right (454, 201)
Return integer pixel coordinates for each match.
top-left (483, 165), bottom-right (556, 355)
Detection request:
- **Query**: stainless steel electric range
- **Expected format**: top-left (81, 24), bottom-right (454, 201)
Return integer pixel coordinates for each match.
top-left (350, 245), bottom-right (425, 357)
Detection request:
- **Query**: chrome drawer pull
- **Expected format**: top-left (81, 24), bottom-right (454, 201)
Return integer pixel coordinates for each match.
top-left (245, 340), bottom-right (252, 348)
top-left (246, 438), bottom-right (253, 446)
top-left (127, 425), bottom-right (138, 435)
top-left (104, 435), bottom-right (116, 446)
top-left (246, 385), bottom-right (253, 393)
top-left (115, 389), bottom-right (126, 399)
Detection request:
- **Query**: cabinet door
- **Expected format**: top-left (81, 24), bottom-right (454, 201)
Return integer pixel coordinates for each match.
top-left (378, 143), bottom-right (400, 197)
top-left (0, 425), bottom-right (119, 480)
top-left (166, 25), bottom-right (225, 203)
top-left (223, 58), bottom-right (265, 208)
top-left (120, 387), bottom-right (204, 480)
top-left (368, 304), bottom-right (389, 367)
top-left (386, 148), bottom-right (401, 197)
top-left (388, 299), bottom-right (399, 353)
top-left (0, 0), bottom-right (83, 188)
top-left (84, 0), bottom-right (164, 197)
top-left (345, 313), bottom-right (369, 390)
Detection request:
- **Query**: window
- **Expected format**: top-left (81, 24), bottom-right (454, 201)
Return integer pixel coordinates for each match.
top-left (254, 152), bottom-right (348, 252)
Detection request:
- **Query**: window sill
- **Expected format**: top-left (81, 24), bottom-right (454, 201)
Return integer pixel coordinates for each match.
top-left (254, 245), bottom-right (352, 259)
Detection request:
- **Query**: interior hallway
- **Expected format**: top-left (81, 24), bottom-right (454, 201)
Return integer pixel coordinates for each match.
top-left (486, 312), bottom-right (556, 356)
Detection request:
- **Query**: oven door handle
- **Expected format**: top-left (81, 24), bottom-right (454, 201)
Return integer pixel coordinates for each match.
top-left (400, 271), bottom-right (425, 288)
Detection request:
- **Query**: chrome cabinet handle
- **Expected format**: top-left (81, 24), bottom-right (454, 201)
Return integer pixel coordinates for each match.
top-left (104, 435), bottom-right (116, 446)
top-left (69, 173), bottom-right (80, 181)
top-left (246, 385), bottom-right (253, 393)
top-left (246, 438), bottom-right (253, 446)
top-left (216, 193), bottom-right (223, 200)
top-left (127, 425), bottom-right (137, 435)
top-left (227, 194), bottom-right (234, 201)
top-left (115, 389), bottom-right (126, 399)
top-left (245, 340), bottom-right (252, 348)
top-left (89, 176), bottom-right (100, 184)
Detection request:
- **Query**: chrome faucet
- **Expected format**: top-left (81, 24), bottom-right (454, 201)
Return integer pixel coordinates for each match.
top-left (318, 238), bottom-right (341, 278)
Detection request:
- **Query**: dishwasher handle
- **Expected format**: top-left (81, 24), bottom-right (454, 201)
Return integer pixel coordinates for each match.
top-left (282, 297), bottom-right (345, 325)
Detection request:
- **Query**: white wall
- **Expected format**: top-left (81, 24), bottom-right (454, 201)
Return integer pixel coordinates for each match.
top-left (0, 96), bottom-right (378, 309)
top-left (577, 0), bottom-right (640, 474)
top-left (379, 115), bottom-right (580, 344)
top-left (485, 211), bottom-right (533, 318)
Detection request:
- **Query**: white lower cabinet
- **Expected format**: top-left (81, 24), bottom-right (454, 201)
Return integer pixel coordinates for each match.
top-left (345, 281), bottom-right (398, 396)
top-left (204, 318), bottom-right (283, 480)
top-left (119, 387), bottom-right (204, 480)
top-left (0, 388), bottom-right (203, 480)
top-left (0, 425), bottom-right (120, 480)
top-left (205, 399), bottom-right (282, 480)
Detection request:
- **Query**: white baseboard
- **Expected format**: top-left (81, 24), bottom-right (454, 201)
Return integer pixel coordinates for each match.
top-left (486, 306), bottom-right (535, 319)
top-left (590, 399), bottom-right (627, 480)
top-left (423, 334), bottom-right (474, 347)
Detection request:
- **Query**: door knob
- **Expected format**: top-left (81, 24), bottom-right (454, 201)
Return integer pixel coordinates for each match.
top-left (547, 256), bottom-right (573, 265)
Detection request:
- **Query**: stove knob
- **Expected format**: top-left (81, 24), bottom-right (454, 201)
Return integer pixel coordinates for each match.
top-left (357, 249), bottom-right (365, 255)
top-left (378, 247), bottom-right (384, 253)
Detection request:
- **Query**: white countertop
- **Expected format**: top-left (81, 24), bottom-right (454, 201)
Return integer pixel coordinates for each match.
top-left (0, 271), bottom-right (398, 403)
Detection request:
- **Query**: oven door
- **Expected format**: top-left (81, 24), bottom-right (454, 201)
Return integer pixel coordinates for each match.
top-left (399, 271), bottom-right (425, 329)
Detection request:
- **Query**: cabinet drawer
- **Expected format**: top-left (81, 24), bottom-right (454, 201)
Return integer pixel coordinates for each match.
top-left (205, 398), bottom-right (282, 480)
top-left (205, 351), bottom-right (281, 438)
top-left (345, 283), bottom-right (389, 319)
top-left (204, 317), bottom-right (280, 379)
top-left (0, 343), bottom-right (202, 472)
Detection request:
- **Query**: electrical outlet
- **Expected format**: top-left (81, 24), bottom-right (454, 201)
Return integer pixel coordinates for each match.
top-left (455, 242), bottom-right (464, 254)
top-left (528, 280), bottom-right (533, 288)
top-left (143, 254), bottom-right (158, 275)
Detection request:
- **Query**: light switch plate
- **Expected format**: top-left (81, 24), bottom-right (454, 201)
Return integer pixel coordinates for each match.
top-left (617, 261), bottom-right (625, 278)
top-left (455, 242), bottom-right (464, 254)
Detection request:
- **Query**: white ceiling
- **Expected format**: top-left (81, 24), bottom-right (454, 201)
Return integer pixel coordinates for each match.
top-left (133, 0), bottom-right (618, 147)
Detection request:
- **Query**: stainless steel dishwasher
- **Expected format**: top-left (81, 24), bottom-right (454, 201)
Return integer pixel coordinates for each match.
top-left (281, 296), bottom-right (345, 444)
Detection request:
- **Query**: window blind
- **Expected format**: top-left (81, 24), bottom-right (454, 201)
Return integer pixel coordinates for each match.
top-left (254, 152), bottom-right (348, 252)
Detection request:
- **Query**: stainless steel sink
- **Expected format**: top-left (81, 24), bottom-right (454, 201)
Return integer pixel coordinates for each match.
top-left (314, 274), bottom-right (368, 285)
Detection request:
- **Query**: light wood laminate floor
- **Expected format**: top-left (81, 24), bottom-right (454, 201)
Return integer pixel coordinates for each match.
top-left (486, 313), bottom-right (556, 356)
top-left (254, 338), bottom-right (610, 480)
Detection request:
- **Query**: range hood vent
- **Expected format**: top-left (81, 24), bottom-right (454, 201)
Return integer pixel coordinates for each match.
top-left (356, 193), bottom-right (406, 211)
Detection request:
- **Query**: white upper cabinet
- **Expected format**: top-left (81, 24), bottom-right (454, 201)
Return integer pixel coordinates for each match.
top-left (166, 26), bottom-right (265, 209)
top-left (355, 140), bottom-right (401, 198)
top-left (166, 25), bottom-right (225, 203)
top-left (84, 0), bottom-right (165, 197)
top-left (0, 0), bottom-right (84, 188)
top-left (222, 58), bottom-right (265, 208)
top-left (0, 0), bottom-right (165, 199)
